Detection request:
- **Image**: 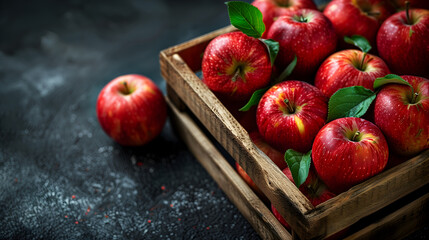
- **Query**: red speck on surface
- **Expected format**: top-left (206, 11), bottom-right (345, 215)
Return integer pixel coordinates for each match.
top-left (105, 215), bottom-right (109, 218)
top-left (85, 212), bottom-right (88, 215)
top-left (161, 186), bottom-right (166, 191)
top-left (71, 195), bottom-right (76, 199)
top-left (87, 207), bottom-right (91, 212)
top-left (65, 215), bottom-right (68, 218)
top-left (170, 204), bottom-right (173, 208)
top-left (137, 162), bottom-right (143, 166)
top-left (178, 218), bottom-right (181, 221)
top-left (75, 221), bottom-right (79, 224)
top-left (206, 227), bottom-right (210, 230)
top-left (148, 220), bottom-right (152, 223)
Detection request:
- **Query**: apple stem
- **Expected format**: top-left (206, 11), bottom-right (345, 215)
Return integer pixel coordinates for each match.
top-left (122, 81), bottom-right (130, 94)
top-left (412, 92), bottom-right (419, 104)
top-left (366, 11), bottom-right (380, 17)
top-left (406, 1), bottom-right (411, 24)
top-left (231, 67), bottom-right (241, 82)
top-left (284, 99), bottom-right (295, 113)
top-left (360, 53), bottom-right (367, 71)
top-left (352, 131), bottom-right (361, 142)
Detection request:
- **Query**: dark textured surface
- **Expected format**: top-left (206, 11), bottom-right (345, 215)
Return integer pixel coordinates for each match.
top-left (0, 0), bottom-right (428, 239)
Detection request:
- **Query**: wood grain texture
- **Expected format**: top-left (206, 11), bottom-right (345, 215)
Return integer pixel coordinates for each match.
top-left (167, 96), bottom-right (291, 240)
top-left (344, 192), bottom-right (429, 240)
top-left (159, 26), bottom-right (429, 239)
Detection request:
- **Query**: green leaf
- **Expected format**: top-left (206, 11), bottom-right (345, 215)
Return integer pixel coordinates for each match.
top-left (225, 1), bottom-right (265, 38)
top-left (260, 39), bottom-right (279, 66)
top-left (344, 35), bottom-right (372, 53)
top-left (373, 74), bottom-right (414, 90)
top-left (327, 86), bottom-right (376, 122)
top-left (239, 86), bottom-right (270, 111)
top-left (274, 55), bottom-right (297, 83)
top-left (284, 149), bottom-right (311, 188)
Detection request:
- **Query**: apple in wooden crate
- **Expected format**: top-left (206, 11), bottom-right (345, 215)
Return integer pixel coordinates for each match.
top-left (96, 74), bottom-right (167, 146)
top-left (374, 75), bottom-right (429, 156)
top-left (202, 31), bottom-right (272, 102)
top-left (323, 0), bottom-right (395, 49)
top-left (377, 8), bottom-right (429, 78)
top-left (312, 117), bottom-right (389, 193)
top-left (315, 35), bottom-right (390, 97)
top-left (256, 80), bottom-right (328, 153)
top-left (267, 8), bottom-right (337, 79)
top-left (251, 0), bottom-right (317, 38)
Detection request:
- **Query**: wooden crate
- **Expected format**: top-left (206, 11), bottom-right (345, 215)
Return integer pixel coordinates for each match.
top-left (160, 26), bottom-right (429, 239)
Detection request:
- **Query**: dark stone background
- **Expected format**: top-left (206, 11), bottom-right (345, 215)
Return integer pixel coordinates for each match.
top-left (0, 0), bottom-right (427, 239)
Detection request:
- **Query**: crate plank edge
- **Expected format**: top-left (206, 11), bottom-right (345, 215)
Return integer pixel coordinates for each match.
top-left (160, 26), bottom-right (429, 239)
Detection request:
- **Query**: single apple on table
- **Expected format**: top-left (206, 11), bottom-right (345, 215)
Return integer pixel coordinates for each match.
top-left (377, 8), bottom-right (429, 78)
top-left (312, 117), bottom-right (389, 194)
top-left (374, 75), bottom-right (429, 156)
top-left (324, 0), bottom-right (395, 49)
top-left (266, 8), bottom-right (337, 79)
top-left (315, 49), bottom-right (390, 97)
top-left (96, 74), bottom-right (167, 146)
top-left (257, 80), bottom-right (328, 153)
top-left (202, 31), bottom-right (272, 102)
top-left (251, 0), bottom-right (317, 38)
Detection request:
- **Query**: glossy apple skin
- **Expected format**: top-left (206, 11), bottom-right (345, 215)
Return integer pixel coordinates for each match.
top-left (257, 80), bottom-right (328, 153)
top-left (252, 0), bottom-right (317, 38)
top-left (266, 9), bottom-right (337, 79)
top-left (312, 117), bottom-right (389, 193)
top-left (271, 168), bottom-right (336, 230)
top-left (96, 74), bottom-right (167, 146)
top-left (202, 32), bottom-right (272, 101)
top-left (324, 0), bottom-right (395, 49)
top-left (250, 131), bottom-right (287, 169)
top-left (377, 9), bottom-right (429, 78)
top-left (315, 50), bottom-right (391, 97)
top-left (374, 76), bottom-right (429, 156)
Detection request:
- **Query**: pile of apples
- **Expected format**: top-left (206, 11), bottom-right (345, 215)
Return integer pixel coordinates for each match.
top-left (201, 0), bottom-right (429, 230)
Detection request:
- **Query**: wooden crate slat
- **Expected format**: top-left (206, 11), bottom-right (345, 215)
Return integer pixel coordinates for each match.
top-left (344, 191), bottom-right (429, 240)
top-left (166, 96), bottom-right (291, 240)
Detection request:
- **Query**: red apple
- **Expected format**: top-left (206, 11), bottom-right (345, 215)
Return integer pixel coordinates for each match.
top-left (250, 131), bottom-right (287, 169)
top-left (374, 75), bottom-right (429, 156)
top-left (252, 0), bottom-right (317, 38)
top-left (266, 9), bottom-right (337, 79)
top-left (257, 80), bottom-right (328, 153)
top-left (96, 74), bottom-right (167, 146)
top-left (315, 49), bottom-right (390, 97)
top-left (324, 0), bottom-right (395, 49)
top-left (377, 9), bottom-right (429, 78)
top-left (271, 167), bottom-right (336, 230)
top-left (312, 117), bottom-right (389, 193)
top-left (202, 31), bottom-right (272, 102)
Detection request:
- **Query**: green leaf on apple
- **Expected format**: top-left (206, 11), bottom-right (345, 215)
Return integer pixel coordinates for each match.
top-left (225, 1), bottom-right (265, 39)
top-left (327, 86), bottom-right (376, 122)
top-left (373, 74), bottom-right (414, 91)
top-left (239, 86), bottom-right (270, 111)
top-left (344, 35), bottom-right (372, 53)
top-left (260, 39), bottom-right (279, 66)
top-left (284, 149), bottom-right (311, 188)
top-left (274, 55), bottom-right (298, 84)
